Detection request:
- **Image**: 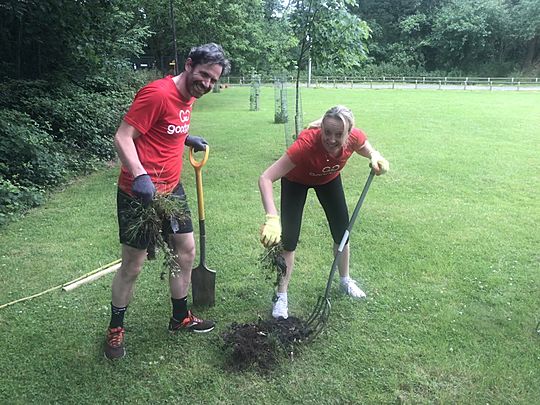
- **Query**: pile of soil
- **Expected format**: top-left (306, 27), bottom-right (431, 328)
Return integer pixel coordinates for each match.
top-left (221, 316), bottom-right (313, 373)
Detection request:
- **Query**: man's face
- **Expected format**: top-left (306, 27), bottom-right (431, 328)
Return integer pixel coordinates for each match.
top-left (184, 60), bottom-right (223, 98)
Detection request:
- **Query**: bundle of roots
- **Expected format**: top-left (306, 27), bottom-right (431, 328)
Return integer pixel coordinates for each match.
top-left (124, 194), bottom-right (188, 277)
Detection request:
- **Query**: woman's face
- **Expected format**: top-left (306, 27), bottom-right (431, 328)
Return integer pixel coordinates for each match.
top-left (321, 117), bottom-right (348, 155)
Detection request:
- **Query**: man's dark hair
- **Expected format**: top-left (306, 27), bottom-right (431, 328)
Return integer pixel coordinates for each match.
top-left (188, 43), bottom-right (231, 76)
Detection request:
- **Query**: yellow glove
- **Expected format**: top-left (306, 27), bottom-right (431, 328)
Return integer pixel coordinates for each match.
top-left (370, 151), bottom-right (389, 175)
top-left (260, 214), bottom-right (281, 247)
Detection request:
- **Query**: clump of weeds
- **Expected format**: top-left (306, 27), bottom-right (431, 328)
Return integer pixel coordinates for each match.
top-left (124, 194), bottom-right (188, 278)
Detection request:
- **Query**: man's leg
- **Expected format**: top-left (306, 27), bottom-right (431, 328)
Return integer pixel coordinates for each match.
top-left (112, 244), bottom-right (148, 307)
top-left (105, 189), bottom-right (151, 360)
top-left (104, 245), bottom-right (147, 360)
top-left (167, 232), bottom-right (215, 333)
top-left (168, 232), bottom-right (196, 300)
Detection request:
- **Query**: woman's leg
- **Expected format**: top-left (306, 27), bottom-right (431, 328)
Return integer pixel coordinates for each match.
top-left (316, 176), bottom-right (366, 298)
top-left (279, 178), bottom-right (309, 293)
top-left (315, 175), bottom-right (350, 276)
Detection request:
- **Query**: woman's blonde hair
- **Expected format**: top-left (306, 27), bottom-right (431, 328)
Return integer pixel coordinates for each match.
top-left (308, 105), bottom-right (355, 138)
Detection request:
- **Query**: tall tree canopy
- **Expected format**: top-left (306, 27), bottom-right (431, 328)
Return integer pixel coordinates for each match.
top-left (0, 0), bottom-right (537, 80)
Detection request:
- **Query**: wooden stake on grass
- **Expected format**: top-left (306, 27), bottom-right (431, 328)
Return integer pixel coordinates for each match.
top-left (62, 261), bottom-right (122, 292)
top-left (0, 259), bottom-right (122, 309)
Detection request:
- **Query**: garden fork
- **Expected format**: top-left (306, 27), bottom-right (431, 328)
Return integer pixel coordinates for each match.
top-left (306, 169), bottom-right (376, 341)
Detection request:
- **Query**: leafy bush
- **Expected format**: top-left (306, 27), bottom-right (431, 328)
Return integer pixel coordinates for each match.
top-left (0, 176), bottom-right (44, 226)
top-left (0, 109), bottom-right (67, 188)
top-left (0, 68), bottom-right (160, 226)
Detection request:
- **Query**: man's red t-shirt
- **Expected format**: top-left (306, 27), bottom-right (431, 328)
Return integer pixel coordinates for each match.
top-left (285, 127), bottom-right (367, 186)
top-left (118, 76), bottom-right (195, 195)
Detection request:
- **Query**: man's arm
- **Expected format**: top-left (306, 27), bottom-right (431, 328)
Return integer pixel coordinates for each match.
top-left (114, 120), bottom-right (155, 205)
top-left (114, 120), bottom-right (146, 177)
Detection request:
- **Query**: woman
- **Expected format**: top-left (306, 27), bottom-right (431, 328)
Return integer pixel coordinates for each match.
top-left (259, 105), bottom-right (389, 319)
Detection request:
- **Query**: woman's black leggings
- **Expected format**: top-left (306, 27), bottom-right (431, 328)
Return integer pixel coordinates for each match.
top-left (280, 175), bottom-right (349, 252)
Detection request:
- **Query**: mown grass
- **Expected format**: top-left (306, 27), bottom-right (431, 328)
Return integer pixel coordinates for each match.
top-left (0, 87), bottom-right (539, 404)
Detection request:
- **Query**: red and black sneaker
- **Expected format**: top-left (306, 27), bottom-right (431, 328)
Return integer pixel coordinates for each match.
top-left (168, 310), bottom-right (215, 333)
top-left (104, 326), bottom-right (126, 360)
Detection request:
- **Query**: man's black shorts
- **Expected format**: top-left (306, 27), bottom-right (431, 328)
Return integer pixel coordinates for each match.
top-left (117, 184), bottom-right (193, 250)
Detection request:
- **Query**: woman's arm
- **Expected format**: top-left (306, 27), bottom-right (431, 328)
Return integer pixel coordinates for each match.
top-left (259, 153), bottom-right (296, 215)
top-left (357, 140), bottom-right (389, 175)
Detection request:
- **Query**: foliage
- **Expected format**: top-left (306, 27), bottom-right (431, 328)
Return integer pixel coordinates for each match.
top-left (138, 0), bottom-right (297, 75)
top-left (285, 0), bottom-right (371, 134)
top-left (0, 109), bottom-right (66, 188)
top-left (354, 0), bottom-right (540, 75)
top-left (0, 176), bottom-right (44, 226)
top-left (0, 0), bottom-right (151, 80)
top-left (0, 68), bottom-right (160, 226)
top-left (259, 243), bottom-right (287, 287)
top-left (124, 193), bottom-right (190, 277)
top-left (287, 0), bottom-right (370, 72)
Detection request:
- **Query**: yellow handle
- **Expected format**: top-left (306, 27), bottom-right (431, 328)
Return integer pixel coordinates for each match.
top-left (189, 146), bottom-right (209, 168)
top-left (190, 146), bottom-right (209, 220)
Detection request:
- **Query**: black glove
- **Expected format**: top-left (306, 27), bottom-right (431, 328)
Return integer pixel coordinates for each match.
top-left (185, 135), bottom-right (208, 152)
top-left (132, 174), bottom-right (156, 207)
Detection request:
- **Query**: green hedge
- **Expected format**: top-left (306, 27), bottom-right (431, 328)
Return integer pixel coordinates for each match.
top-left (0, 69), bottom-right (159, 225)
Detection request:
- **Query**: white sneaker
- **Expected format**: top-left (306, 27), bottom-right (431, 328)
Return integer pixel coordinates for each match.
top-left (340, 279), bottom-right (366, 299)
top-left (272, 296), bottom-right (288, 319)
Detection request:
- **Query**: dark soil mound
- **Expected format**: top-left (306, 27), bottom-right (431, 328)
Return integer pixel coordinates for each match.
top-left (221, 316), bottom-right (313, 373)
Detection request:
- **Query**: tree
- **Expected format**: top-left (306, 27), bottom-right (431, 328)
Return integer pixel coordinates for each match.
top-left (285, 0), bottom-right (370, 134)
top-left (0, 0), bottom-right (151, 80)
top-left (511, 0), bottom-right (540, 69)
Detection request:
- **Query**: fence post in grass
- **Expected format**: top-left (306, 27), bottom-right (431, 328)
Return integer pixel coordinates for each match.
top-left (438, 80), bottom-right (441, 90)
top-left (392, 80), bottom-right (395, 89)
top-left (274, 78), bottom-right (288, 124)
top-left (517, 81), bottom-right (520, 91)
top-left (250, 74), bottom-right (261, 111)
top-left (415, 79), bottom-right (418, 89)
top-left (490, 81), bottom-right (493, 91)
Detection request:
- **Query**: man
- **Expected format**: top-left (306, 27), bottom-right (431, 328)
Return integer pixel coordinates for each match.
top-left (105, 43), bottom-right (230, 360)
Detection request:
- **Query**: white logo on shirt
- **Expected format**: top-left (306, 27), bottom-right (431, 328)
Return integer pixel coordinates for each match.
top-left (179, 109), bottom-right (190, 123)
top-left (166, 109), bottom-right (191, 135)
top-left (309, 164), bottom-right (340, 176)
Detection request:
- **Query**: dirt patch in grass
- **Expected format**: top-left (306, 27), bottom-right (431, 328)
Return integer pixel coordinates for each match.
top-left (221, 316), bottom-right (313, 373)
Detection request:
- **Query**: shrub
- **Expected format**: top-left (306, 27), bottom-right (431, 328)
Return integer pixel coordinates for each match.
top-left (0, 69), bottom-right (159, 226)
top-left (0, 109), bottom-right (67, 188)
top-left (0, 176), bottom-right (44, 226)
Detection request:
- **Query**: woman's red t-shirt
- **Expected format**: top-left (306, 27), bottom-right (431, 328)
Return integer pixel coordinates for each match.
top-left (285, 127), bottom-right (367, 186)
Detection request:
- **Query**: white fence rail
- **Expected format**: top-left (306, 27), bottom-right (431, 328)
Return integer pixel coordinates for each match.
top-left (223, 76), bottom-right (540, 91)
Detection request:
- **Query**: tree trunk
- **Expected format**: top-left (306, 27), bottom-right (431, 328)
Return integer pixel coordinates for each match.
top-left (523, 35), bottom-right (539, 67)
top-left (16, 16), bottom-right (22, 79)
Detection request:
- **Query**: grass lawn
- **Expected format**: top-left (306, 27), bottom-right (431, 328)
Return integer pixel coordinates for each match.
top-left (0, 86), bottom-right (539, 404)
